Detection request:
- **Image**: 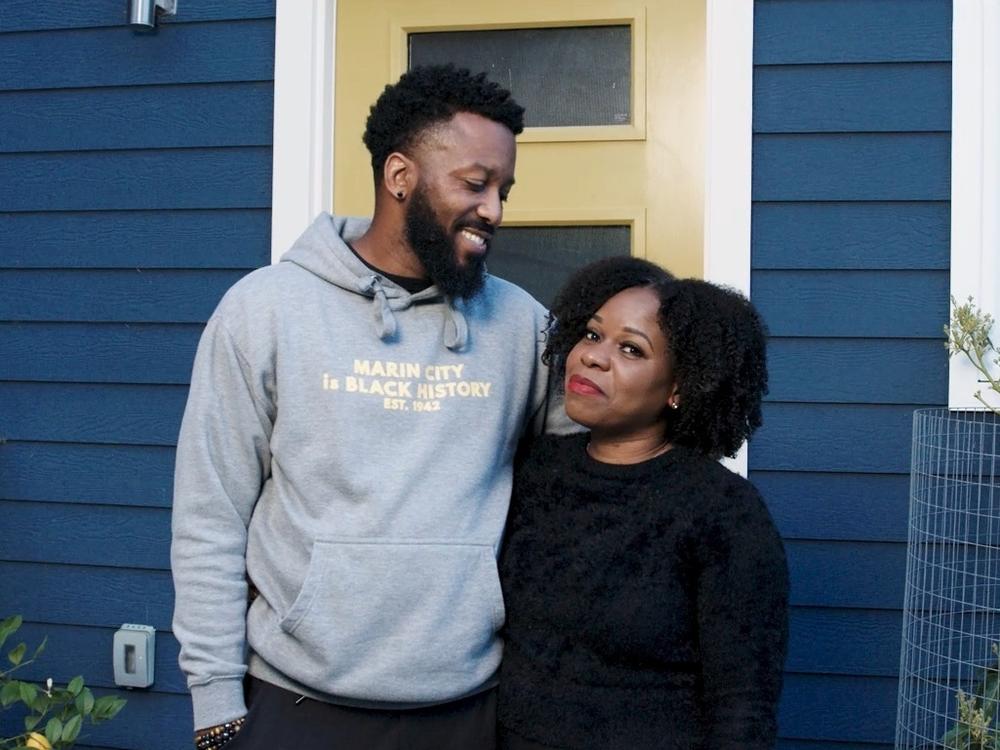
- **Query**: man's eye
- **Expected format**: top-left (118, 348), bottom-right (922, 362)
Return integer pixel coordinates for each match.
top-left (466, 181), bottom-right (485, 192)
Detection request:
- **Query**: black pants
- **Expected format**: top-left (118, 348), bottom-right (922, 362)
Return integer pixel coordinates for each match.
top-left (223, 677), bottom-right (497, 750)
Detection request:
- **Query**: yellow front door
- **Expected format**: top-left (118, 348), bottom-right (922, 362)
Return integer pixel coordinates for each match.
top-left (334, 0), bottom-right (705, 305)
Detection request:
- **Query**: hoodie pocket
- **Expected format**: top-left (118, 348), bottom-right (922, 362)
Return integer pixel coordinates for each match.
top-left (270, 538), bottom-right (505, 702)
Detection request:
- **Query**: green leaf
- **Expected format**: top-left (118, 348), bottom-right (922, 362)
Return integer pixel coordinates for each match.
top-left (66, 675), bottom-right (83, 697)
top-left (7, 642), bottom-right (27, 666)
top-left (30, 637), bottom-right (47, 661)
top-left (24, 714), bottom-right (41, 731)
top-left (92, 694), bottom-right (126, 722)
top-left (44, 717), bottom-right (63, 745)
top-left (1, 680), bottom-right (21, 707)
top-left (0, 615), bottom-right (22, 652)
top-left (30, 691), bottom-right (50, 714)
top-left (18, 681), bottom-right (37, 706)
top-left (75, 687), bottom-right (94, 716)
top-left (62, 714), bottom-right (82, 743)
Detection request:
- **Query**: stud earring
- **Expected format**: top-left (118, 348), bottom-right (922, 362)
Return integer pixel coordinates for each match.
top-left (670, 401), bottom-right (679, 410)
top-left (396, 190), bottom-right (405, 199)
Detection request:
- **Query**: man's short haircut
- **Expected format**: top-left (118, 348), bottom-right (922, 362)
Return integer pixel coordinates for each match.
top-left (363, 64), bottom-right (525, 176)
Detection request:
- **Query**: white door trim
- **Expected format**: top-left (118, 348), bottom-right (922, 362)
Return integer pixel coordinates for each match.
top-left (949, 0), bottom-right (1000, 410)
top-left (703, 0), bottom-right (754, 474)
top-left (270, 0), bottom-right (337, 262)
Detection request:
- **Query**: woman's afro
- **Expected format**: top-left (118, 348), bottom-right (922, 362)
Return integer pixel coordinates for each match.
top-left (362, 64), bottom-right (525, 175)
top-left (544, 256), bottom-right (769, 459)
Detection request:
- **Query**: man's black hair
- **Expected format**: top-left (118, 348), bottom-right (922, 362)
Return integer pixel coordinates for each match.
top-left (544, 256), bottom-right (769, 459)
top-left (363, 64), bottom-right (525, 176)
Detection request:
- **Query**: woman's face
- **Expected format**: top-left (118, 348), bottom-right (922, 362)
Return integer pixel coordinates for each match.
top-left (564, 286), bottom-right (678, 438)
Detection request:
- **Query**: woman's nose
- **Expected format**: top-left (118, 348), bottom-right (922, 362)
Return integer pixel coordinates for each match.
top-left (581, 347), bottom-right (609, 369)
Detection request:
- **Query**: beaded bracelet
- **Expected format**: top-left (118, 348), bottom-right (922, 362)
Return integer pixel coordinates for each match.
top-left (194, 717), bottom-right (246, 750)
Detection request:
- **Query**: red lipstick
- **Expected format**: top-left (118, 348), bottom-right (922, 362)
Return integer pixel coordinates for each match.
top-left (567, 374), bottom-right (604, 396)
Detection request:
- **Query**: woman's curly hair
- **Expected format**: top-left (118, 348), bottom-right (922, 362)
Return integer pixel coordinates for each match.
top-left (363, 64), bottom-right (525, 176)
top-left (544, 256), bottom-right (769, 459)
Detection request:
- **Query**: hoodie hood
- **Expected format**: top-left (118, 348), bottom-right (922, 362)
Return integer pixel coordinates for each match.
top-left (280, 213), bottom-right (470, 350)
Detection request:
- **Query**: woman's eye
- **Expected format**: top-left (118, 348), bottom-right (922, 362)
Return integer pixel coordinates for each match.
top-left (621, 343), bottom-right (644, 357)
top-left (584, 330), bottom-right (600, 342)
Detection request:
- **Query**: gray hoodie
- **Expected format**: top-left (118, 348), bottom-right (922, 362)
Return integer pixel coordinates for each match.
top-left (171, 214), bottom-right (566, 729)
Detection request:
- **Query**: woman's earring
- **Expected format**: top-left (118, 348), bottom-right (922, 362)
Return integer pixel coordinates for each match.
top-left (670, 401), bottom-right (679, 410)
top-left (396, 190), bottom-right (405, 199)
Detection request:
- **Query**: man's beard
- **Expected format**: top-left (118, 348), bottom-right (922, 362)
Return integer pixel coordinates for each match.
top-left (404, 186), bottom-right (488, 300)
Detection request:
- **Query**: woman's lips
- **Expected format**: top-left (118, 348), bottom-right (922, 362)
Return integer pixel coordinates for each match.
top-left (567, 374), bottom-right (604, 396)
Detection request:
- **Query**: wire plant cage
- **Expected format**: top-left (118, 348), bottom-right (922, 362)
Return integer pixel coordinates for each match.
top-left (897, 408), bottom-right (1000, 749)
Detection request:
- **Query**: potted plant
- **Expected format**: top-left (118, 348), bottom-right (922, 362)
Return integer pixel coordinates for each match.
top-left (896, 298), bottom-right (1000, 749)
top-left (0, 616), bottom-right (126, 750)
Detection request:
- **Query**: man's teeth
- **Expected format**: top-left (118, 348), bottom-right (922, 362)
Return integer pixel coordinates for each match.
top-left (461, 230), bottom-right (486, 247)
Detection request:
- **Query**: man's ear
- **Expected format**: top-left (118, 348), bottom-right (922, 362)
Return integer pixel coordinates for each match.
top-left (383, 152), bottom-right (415, 199)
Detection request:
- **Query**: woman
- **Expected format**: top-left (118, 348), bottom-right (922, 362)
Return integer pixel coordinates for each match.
top-left (498, 257), bottom-right (788, 749)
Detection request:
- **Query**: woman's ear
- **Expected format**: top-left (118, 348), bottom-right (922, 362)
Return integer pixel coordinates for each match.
top-left (667, 382), bottom-right (681, 410)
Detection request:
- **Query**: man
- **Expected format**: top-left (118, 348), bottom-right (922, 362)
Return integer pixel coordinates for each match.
top-left (171, 65), bottom-right (570, 750)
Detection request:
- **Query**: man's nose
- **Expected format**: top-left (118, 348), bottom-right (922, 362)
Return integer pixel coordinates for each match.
top-left (476, 190), bottom-right (503, 226)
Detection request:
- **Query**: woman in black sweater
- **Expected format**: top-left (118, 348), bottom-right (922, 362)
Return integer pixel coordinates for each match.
top-left (498, 257), bottom-right (788, 749)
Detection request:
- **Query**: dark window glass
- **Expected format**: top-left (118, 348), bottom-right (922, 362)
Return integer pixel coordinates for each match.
top-left (488, 225), bottom-right (630, 308)
top-left (409, 26), bottom-right (631, 127)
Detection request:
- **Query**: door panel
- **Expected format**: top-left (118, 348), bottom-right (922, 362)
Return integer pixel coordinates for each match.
top-left (334, 0), bottom-right (705, 302)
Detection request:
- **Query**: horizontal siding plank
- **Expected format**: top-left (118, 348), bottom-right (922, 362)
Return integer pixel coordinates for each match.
top-left (15, 622), bottom-right (185, 695)
top-left (754, 62), bottom-right (951, 133)
top-left (0, 269), bottom-right (249, 322)
top-left (752, 270), bottom-right (948, 338)
top-left (787, 607), bottom-right (902, 677)
top-left (0, 0), bottom-right (274, 32)
top-left (0, 322), bottom-right (202, 383)
top-left (779, 674), bottom-right (898, 744)
top-left (0, 690), bottom-right (192, 750)
top-left (777, 742), bottom-right (888, 750)
top-left (0, 442), bottom-right (175, 507)
top-left (754, 0), bottom-right (951, 65)
top-left (766, 338), bottom-right (947, 404)
top-left (0, 561), bottom-right (174, 629)
top-left (752, 202), bottom-right (949, 270)
top-left (751, 403), bottom-right (920, 474)
top-left (786, 540), bottom-right (905, 610)
top-left (0, 83), bottom-right (273, 153)
top-left (0, 20), bottom-right (275, 91)
top-left (0, 500), bottom-right (171, 569)
top-left (2, 382), bottom-right (187, 445)
top-left (754, 471), bottom-right (910, 543)
top-left (0, 209), bottom-right (271, 269)
top-left (753, 133), bottom-right (950, 202)
top-left (0, 148), bottom-right (272, 212)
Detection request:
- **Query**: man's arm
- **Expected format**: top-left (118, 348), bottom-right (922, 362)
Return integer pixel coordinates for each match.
top-left (171, 314), bottom-right (274, 731)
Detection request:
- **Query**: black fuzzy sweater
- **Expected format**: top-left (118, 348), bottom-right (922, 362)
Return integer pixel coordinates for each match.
top-left (497, 433), bottom-right (789, 750)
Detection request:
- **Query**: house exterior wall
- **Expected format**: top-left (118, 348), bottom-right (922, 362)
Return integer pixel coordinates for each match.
top-left (750, 1), bottom-right (952, 747)
top-left (0, 2), bottom-right (275, 748)
top-left (0, 0), bottom-right (957, 748)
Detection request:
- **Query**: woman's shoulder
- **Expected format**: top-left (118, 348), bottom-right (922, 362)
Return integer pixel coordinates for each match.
top-left (670, 449), bottom-right (775, 526)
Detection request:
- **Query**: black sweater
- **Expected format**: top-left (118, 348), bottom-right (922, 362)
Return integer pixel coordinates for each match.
top-left (497, 433), bottom-right (789, 750)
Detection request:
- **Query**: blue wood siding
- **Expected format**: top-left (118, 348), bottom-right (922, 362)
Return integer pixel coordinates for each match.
top-left (0, 3), bottom-right (274, 749)
top-left (752, 1), bottom-right (951, 746)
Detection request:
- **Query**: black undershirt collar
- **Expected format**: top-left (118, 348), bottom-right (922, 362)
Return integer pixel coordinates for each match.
top-left (347, 242), bottom-right (431, 295)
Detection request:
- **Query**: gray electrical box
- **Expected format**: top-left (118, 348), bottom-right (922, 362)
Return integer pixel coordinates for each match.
top-left (112, 624), bottom-right (155, 688)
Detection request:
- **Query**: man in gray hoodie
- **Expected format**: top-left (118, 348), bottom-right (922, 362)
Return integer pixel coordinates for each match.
top-left (172, 65), bottom-right (569, 750)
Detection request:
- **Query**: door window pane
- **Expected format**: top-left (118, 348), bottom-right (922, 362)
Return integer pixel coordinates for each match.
top-left (488, 225), bottom-right (630, 308)
top-left (409, 26), bottom-right (631, 127)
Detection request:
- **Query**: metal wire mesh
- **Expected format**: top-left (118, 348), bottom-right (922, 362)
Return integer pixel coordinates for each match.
top-left (897, 408), bottom-right (1000, 749)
